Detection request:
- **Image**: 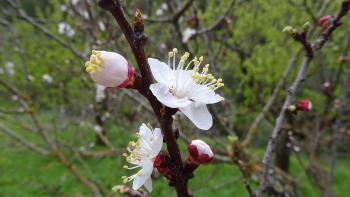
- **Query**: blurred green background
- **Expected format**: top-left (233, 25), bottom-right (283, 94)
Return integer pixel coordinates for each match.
top-left (0, 0), bottom-right (350, 196)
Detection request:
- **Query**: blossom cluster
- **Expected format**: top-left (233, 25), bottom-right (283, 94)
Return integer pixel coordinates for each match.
top-left (84, 49), bottom-right (218, 192)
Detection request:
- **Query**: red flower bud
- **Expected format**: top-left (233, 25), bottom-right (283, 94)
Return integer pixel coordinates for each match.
top-left (186, 15), bottom-right (200, 27)
top-left (154, 154), bottom-right (166, 173)
top-left (319, 15), bottom-right (332, 28)
top-left (188, 140), bottom-right (213, 164)
top-left (297, 99), bottom-right (312, 112)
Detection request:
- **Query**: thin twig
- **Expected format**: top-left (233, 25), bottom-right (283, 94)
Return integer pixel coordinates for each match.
top-left (256, 1), bottom-right (350, 196)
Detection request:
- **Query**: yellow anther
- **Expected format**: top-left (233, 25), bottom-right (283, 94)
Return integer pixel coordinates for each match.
top-left (199, 56), bottom-right (204, 62)
top-left (173, 48), bottom-right (178, 53)
top-left (203, 66), bottom-right (209, 72)
top-left (184, 52), bottom-right (190, 58)
top-left (85, 50), bottom-right (104, 73)
top-left (194, 60), bottom-right (200, 66)
top-left (137, 171), bottom-right (143, 176)
top-left (123, 178), bottom-right (128, 183)
top-left (168, 51), bottom-right (174, 57)
top-left (179, 60), bottom-right (185, 66)
top-left (123, 165), bottom-right (128, 169)
top-left (217, 78), bottom-right (223, 83)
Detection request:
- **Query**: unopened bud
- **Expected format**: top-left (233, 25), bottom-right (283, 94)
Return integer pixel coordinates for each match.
top-left (287, 105), bottom-right (296, 112)
top-left (319, 15), bottom-right (332, 28)
top-left (282, 26), bottom-right (294, 34)
top-left (188, 140), bottom-right (213, 164)
top-left (297, 99), bottom-right (312, 112)
top-left (85, 50), bottom-right (134, 88)
top-left (302, 21), bottom-right (311, 31)
top-left (228, 135), bottom-right (238, 144)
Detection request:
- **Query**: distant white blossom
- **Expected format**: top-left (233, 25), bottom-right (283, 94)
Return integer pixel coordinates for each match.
top-left (94, 125), bottom-right (103, 134)
top-left (182, 28), bottom-right (196, 43)
top-left (161, 3), bottom-right (168, 10)
top-left (156, 8), bottom-right (164, 16)
top-left (95, 84), bottom-right (106, 102)
top-left (5, 62), bottom-right (15, 76)
top-left (98, 21), bottom-right (106, 31)
top-left (42, 74), bottom-right (53, 83)
top-left (60, 5), bottom-right (67, 12)
top-left (27, 75), bottom-right (35, 81)
top-left (58, 22), bottom-right (75, 37)
top-left (71, 0), bottom-right (79, 5)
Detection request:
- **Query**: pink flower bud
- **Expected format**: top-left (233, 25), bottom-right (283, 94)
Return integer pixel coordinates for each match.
top-left (297, 99), bottom-right (312, 112)
top-left (319, 15), bottom-right (332, 28)
top-left (85, 50), bottom-right (133, 87)
top-left (188, 140), bottom-right (213, 164)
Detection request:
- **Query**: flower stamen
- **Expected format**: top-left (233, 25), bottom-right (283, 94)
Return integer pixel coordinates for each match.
top-left (85, 50), bottom-right (104, 73)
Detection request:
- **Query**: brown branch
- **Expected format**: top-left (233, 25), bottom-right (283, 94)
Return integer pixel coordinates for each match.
top-left (0, 124), bottom-right (49, 156)
top-left (256, 1), bottom-right (350, 196)
top-left (112, 185), bottom-right (149, 197)
top-left (126, 0), bottom-right (194, 24)
top-left (189, 0), bottom-right (236, 39)
top-left (232, 144), bottom-right (255, 197)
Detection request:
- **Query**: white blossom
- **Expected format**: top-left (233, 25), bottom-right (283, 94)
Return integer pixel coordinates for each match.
top-left (98, 21), bottom-right (106, 31)
top-left (95, 84), bottom-right (106, 102)
top-left (5, 62), bottom-right (15, 76)
top-left (122, 123), bottom-right (163, 192)
top-left (42, 74), bottom-right (53, 83)
top-left (27, 75), bottom-right (35, 81)
top-left (182, 28), bottom-right (196, 43)
top-left (148, 49), bottom-right (224, 130)
top-left (60, 5), bottom-right (68, 12)
top-left (71, 0), bottom-right (79, 5)
top-left (85, 50), bottom-right (133, 88)
top-left (58, 22), bottom-right (75, 37)
top-left (160, 3), bottom-right (168, 10)
top-left (156, 8), bottom-right (164, 16)
top-left (93, 125), bottom-right (103, 134)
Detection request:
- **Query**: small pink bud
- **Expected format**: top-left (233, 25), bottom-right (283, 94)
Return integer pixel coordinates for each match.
top-left (85, 50), bottom-right (134, 87)
top-left (188, 140), bottom-right (213, 164)
top-left (319, 15), bottom-right (332, 28)
top-left (297, 99), bottom-right (312, 112)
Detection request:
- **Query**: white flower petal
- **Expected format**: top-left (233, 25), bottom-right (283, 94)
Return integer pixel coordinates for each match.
top-left (150, 83), bottom-right (192, 108)
top-left (139, 123), bottom-right (153, 143)
top-left (132, 175), bottom-right (146, 191)
top-left (150, 128), bottom-right (163, 158)
top-left (179, 103), bottom-right (212, 130)
top-left (132, 160), bottom-right (153, 191)
top-left (188, 84), bottom-right (223, 104)
top-left (148, 58), bottom-right (174, 87)
top-left (144, 177), bottom-right (153, 192)
top-left (90, 51), bottom-right (129, 87)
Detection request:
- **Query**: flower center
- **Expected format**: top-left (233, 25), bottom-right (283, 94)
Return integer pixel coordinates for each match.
top-left (167, 48), bottom-right (225, 91)
top-left (85, 50), bottom-right (104, 73)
